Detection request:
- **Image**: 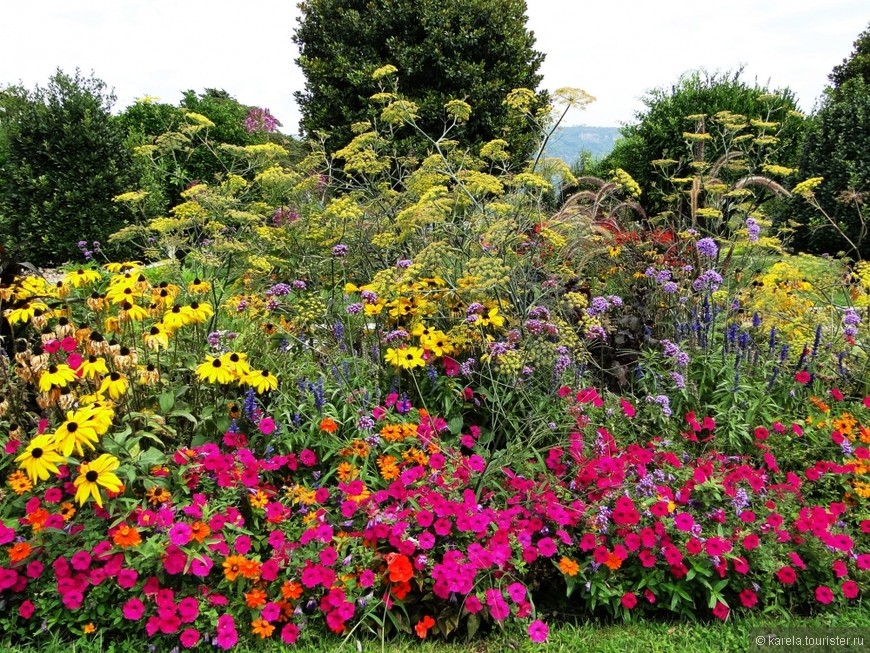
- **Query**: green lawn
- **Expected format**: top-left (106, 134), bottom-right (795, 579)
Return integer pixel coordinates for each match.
top-left (4, 606), bottom-right (868, 653)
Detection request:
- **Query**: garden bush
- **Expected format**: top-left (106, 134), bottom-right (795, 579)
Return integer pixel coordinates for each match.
top-left (0, 82), bottom-right (868, 649)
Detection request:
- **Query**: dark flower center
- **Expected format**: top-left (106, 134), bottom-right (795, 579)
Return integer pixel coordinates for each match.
top-left (67, 422), bottom-right (78, 433)
top-left (86, 470), bottom-right (99, 483)
top-left (110, 372), bottom-right (121, 381)
top-left (150, 327), bottom-right (160, 335)
top-left (32, 448), bottom-right (43, 459)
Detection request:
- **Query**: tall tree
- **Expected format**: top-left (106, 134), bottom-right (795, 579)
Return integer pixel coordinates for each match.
top-left (0, 69), bottom-right (136, 265)
top-left (293, 0), bottom-right (547, 161)
top-left (791, 22), bottom-right (870, 258)
top-left (602, 70), bottom-right (804, 221)
top-left (830, 22), bottom-right (870, 92)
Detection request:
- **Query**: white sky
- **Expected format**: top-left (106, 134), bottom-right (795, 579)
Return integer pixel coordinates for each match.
top-left (0, 1), bottom-right (866, 131)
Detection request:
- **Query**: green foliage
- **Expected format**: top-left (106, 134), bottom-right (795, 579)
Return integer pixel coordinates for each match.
top-left (791, 28), bottom-right (870, 258)
top-left (0, 69), bottom-right (137, 265)
top-left (293, 0), bottom-right (548, 162)
top-left (602, 70), bottom-right (805, 222)
top-left (830, 21), bottom-right (870, 92)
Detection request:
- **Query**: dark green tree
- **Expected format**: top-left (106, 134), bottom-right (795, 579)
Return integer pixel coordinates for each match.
top-left (830, 22), bottom-right (870, 92)
top-left (791, 77), bottom-right (870, 258)
top-left (0, 69), bottom-right (136, 265)
top-left (602, 70), bottom-right (804, 220)
top-left (293, 0), bottom-right (547, 161)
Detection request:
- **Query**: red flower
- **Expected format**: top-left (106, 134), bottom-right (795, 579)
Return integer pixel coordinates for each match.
top-left (621, 592), bottom-right (637, 609)
top-left (776, 566), bottom-right (797, 585)
top-left (794, 370), bottom-right (811, 384)
top-left (753, 426), bottom-right (769, 441)
top-left (712, 601), bottom-right (730, 620)
top-left (739, 589), bottom-right (757, 608)
top-left (842, 580), bottom-right (859, 600)
top-left (415, 615), bottom-right (436, 639)
top-left (815, 585), bottom-right (834, 604)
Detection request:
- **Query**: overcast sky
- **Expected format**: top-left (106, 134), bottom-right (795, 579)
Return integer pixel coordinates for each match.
top-left (0, 1), bottom-right (866, 132)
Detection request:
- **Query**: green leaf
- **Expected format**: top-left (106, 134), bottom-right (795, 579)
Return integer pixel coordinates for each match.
top-left (158, 391), bottom-right (175, 413)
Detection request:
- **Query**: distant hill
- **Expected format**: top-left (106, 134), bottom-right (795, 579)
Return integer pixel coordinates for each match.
top-left (543, 125), bottom-right (622, 165)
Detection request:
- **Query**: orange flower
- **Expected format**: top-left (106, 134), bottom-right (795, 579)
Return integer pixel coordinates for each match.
top-left (558, 556), bottom-right (580, 577)
top-left (112, 523), bottom-right (142, 548)
top-left (392, 579), bottom-right (411, 599)
top-left (83, 622), bottom-right (96, 634)
top-left (25, 508), bottom-right (49, 532)
top-left (377, 454), bottom-right (400, 481)
top-left (415, 615), bottom-right (436, 639)
top-left (245, 588), bottom-right (267, 608)
top-left (281, 580), bottom-right (303, 600)
top-left (337, 462), bottom-right (358, 482)
top-left (386, 553), bottom-right (414, 583)
top-left (251, 618), bottom-right (275, 638)
top-left (319, 417), bottom-right (338, 433)
top-left (145, 485), bottom-right (172, 505)
top-left (59, 502), bottom-right (76, 522)
top-left (239, 557), bottom-right (262, 581)
top-left (250, 489), bottom-right (269, 509)
top-left (604, 551), bottom-right (623, 571)
top-left (190, 521), bottom-right (211, 543)
top-left (223, 554), bottom-right (246, 582)
top-left (8, 541), bottom-right (32, 563)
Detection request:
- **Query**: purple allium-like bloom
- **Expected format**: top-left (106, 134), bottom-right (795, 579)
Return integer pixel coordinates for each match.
top-left (357, 415), bottom-right (375, 431)
top-left (586, 296), bottom-right (610, 316)
top-left (346, 303), bottom-right (363, 314)
top-left (663, 281), bottom-right (678, 294)
top-left (292, 280), bottom-right (307, 290)
top-left (361, 290), bottom-right (378, 304)
top-left (268, 283), bottom-right (292, 297)
top-left (745, 217), bottom-right (760, 242)
top-left (670, 371), bottom-right (686, 389)
top-left (396, 259), bottom-right (412, 269)
top-left (332, 244), bottom-right (349, 257)
top-left (696, 237), bottom-right (718, 258)
top-left (692, 269), bottom-right (724, 292)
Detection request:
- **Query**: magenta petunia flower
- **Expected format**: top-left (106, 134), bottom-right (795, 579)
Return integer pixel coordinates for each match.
top-left (122, 597), bottom-right (146, 620)
top-left (527, 620), bottom-right (549, 643)
top-left (168, 522), bottom-right (193, 547)
top-left (815, 586), bottom-right (834, 604)
top-left (180, 629), bottom-right (200, 648)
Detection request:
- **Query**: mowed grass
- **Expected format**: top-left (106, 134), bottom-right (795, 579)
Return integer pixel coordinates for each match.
top-left (3, 605), bottom-right (868, 653)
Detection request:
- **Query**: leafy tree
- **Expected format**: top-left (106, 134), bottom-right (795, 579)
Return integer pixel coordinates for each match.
top-left (791, 77), bottom-right (870, 258)
top-left (830, 22), bottom-right (870, 91)
top-left (0, 69), bottom-right (136, 265)
top-left (602, 70), bottom-right (804, 221)
top-left (293, 0), bottom-right (547, 161)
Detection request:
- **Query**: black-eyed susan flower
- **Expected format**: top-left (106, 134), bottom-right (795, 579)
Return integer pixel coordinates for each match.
top-left (80, 355), bottom-right (108, 380)
top-left (73, 454), bottom-right (123, 508)
top-left (188, 278), bottom-right (211, 294)
top-left (385, 346), bottom-right (426, 369)
top-left (15, 435), bottom-right (65, 483)
top-left (196, 356), bottom-right (234, 384)
top-left (99, 372), bottom-right (129, 400)
top-left (163, 304), bottom-right (191, 330)
top-left (105, 283), bottom-right (141, 306)
top-left (151, 282), bottom-right (179, 308)
top-left (87, 292), bottom-right (107, 312)
top-left (103, 261), bottom-right (141, 273)
top-left (138, 364), bottom-right (160, 385)
top-left (420, 331), bottom-right (454, 357)
top-left (243, 369), bottom-right (278, 393)
top-left (53, 411), bottom-right (101, 457)
top-left (182, 301), bottom-right (214, 325)
top-left (64, 268), bottom-right (102, 288)
top-left (143, 324), bottom-right (170, 351)
top-left (38, 364), bottom-right (77, 392)
top-left (119, 301), bottom-right (150, 322)
top-left (113, 346), bottom-right (138, 369)
top-left (220, 351), bottom-right (252, 376)
top-left (5, 301), bottom-right (50, 326)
